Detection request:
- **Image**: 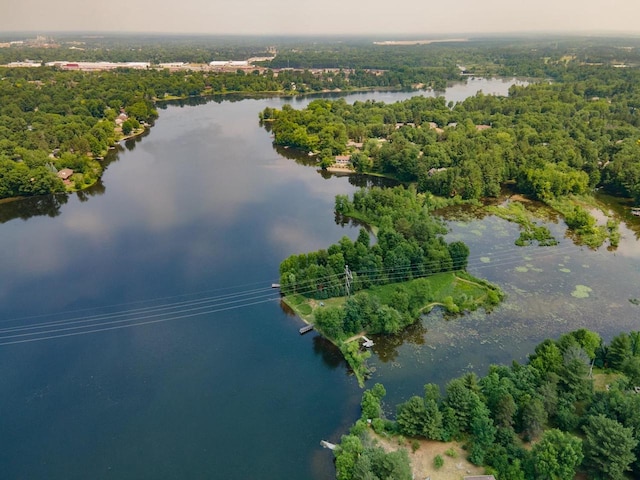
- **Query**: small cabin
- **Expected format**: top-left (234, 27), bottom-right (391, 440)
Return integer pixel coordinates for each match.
top-left (334, 155), bottom-right (351, 166)
top-left (56, 168), bottom-right (74, 181)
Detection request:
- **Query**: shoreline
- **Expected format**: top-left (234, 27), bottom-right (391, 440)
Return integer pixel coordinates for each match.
top-left (0, 84), bottom-right (426, 203)
top-left (281, 272), bottom-right (503, 387)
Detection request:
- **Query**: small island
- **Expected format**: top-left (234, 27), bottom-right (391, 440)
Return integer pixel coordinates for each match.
top-left (279, 185), bottom-right (503, 385)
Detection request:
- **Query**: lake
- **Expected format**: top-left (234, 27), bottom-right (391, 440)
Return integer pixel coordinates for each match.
top-left (1, 77), bottom-right (638, 479)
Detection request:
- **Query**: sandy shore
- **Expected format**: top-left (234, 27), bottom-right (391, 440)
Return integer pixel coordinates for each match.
top-left (374, 433), bottom-right (486, 480)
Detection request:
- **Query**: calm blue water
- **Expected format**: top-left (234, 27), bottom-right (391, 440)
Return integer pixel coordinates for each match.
top-left (0, 78), bottom-right (594, 480)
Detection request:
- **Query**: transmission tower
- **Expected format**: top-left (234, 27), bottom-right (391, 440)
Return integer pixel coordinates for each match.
top-left (344, 264), bottom-right (353, 297)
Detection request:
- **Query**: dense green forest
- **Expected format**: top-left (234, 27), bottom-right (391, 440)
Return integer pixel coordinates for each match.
top-left (279, 186), bottom-right (470, 299)
top-left (4, 34), bottom-right (640, 73)
top-left (4, 35), bottom-right (640, 201)
top-left (335, 328), bottom-right (640, 480)
top-left (263, 66), bottom-right (640, 207)
top-left (0, 64), bottom-right (442, 200)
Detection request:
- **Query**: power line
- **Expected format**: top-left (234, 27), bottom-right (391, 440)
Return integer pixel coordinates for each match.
top-left (0, 278), bottom-right (277, 326)
top-left (0, 241), bottom-right (582, 347)
top-left (0, 286), bottom-right (275, 334)
top-left (0, 297), bottom-right (281, 347)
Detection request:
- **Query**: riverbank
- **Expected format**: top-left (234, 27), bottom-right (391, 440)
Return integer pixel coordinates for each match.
top-left (58, 126), bottom-right (149, 194)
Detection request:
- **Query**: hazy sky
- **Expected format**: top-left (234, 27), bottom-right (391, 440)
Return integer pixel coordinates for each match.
top-left (3, 0), bottom-right (640, 36)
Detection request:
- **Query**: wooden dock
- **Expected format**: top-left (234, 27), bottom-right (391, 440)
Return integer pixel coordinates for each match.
top-left (299, 324), bottom-right (314, 335)
top-left (320, 440), bottom-right (336, 450)
top-left (362, 336), bottom-right (374, 348)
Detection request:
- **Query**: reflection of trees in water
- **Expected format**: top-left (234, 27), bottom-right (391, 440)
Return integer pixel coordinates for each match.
top-left (334, 212), bottom-right (373, 233)
top-left (158, 96), bottom-right (209, 109)
top-left (0, 193), bottom-right (69, 224)
top-left (372, 317), bottom-right (427, 364)
top-left (596, 192), bottom-right (640, 240)
top-left (278, 299), bottom-right (350, 372)
top-left (273, 144), bottom-right (319, 167)
top-left (278, 299), bottom-right (297, 317)
top-left (76, 181), bottom-right (106, 202)
top-left (348, 174), bottom-right (399, 189)
top-left (312, 335), bottom-right (347, 371)
top-left (123, 128), bottom-right (152, 152)
top-left (159, 94), bottom-right (274, 110)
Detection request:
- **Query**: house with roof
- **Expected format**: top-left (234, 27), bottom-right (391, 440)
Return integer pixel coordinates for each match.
top-left (334, 155), bottom-right (352, 167)
top-left (115, 112), bottom-right (129, 126)
top-left (57, 168), bottom-right (74, 185)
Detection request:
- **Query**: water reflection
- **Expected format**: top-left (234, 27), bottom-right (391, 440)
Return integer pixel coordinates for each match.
top-left (312, 335), bottom-right (347, 370)
top-left (0, 79), bottom-right (574, 480)
top-left (370, 317), bottom-right (428, 365)
top-left (596, 192), bottom-right (640, 241)
top-left (0, 193), bottom-right (69, 224)
top-left (76, 180), bottom-right (106, 200)
top-left (273, 144), bottom-right (318, 166)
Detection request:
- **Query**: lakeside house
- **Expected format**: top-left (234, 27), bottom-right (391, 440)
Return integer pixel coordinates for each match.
top-left (56, 168), bottom-right (74, 184)
top-left (427, 121), bottom-right (444, 134)
top-left (334, 155), bottom-right (352, 166)
top-left (115, 112), bottom-right (129, 127)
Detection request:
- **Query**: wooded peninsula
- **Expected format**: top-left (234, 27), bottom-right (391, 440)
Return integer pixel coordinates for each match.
top-left (334, 328), bottom-right (640, 480)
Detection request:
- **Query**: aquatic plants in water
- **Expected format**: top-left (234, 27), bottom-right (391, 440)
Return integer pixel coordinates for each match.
top-left (571, 285), bottom-right (593, 298)
top-left (487, 202), bottom-right (558, 247)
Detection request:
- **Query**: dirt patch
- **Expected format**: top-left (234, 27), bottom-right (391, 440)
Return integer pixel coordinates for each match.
top-left (373, 433), bottom-right (486, 480)
top-left (507, 194), bottom-right (532, 203)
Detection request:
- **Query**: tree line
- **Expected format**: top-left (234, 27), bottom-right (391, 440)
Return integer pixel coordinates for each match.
top-left (262, 67), bottom-right (640, 206)
top-left (279, 186), bottom-right (470, 302)
top-left (0, 64), bottom-right (448, 200)
top-left (335, 328), bottom-right (640, 480)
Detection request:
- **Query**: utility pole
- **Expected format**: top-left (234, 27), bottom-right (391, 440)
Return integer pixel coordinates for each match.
top-left (344, 264), bottom-right (353, 297)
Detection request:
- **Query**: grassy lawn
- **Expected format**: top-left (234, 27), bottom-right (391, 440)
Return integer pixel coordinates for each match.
top-left (285, 272), bottom-right (497, 324)
top-left (282, 271), bottom-right (502, 387)
top-left (592, 369), bottom-right (625, 392)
